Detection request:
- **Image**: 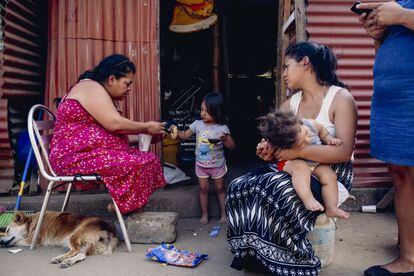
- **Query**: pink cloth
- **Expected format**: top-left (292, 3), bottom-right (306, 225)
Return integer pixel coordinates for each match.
top-left (49, 99), bottom-right (166, 213)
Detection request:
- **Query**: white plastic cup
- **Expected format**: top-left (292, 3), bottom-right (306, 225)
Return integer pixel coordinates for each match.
top-left (362, 205), bottom-right (377, 213)
top-left (138, 134), bottom-right (152, 152)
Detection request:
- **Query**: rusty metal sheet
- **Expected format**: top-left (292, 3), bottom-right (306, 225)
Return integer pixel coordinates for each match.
top-left (308, 0), bottom-right (391, 187)
top-left (0, 0), bottom-right (46, 193)
top-left (0, 0), bottom-right (44, 98)
top-left (45, 0), bottom-right (161, 154)
top-left (0, 99), bottom-right (13, 193)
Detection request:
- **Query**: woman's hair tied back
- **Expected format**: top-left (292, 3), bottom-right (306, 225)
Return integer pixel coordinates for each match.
top-left (78, 54), bottom-right (136, 83)
top-left (285, 42), bottom-right (348, 90)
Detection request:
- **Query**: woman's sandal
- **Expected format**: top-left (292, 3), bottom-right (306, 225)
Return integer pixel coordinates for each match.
top-left (364, 265), bottom-right (414, 276)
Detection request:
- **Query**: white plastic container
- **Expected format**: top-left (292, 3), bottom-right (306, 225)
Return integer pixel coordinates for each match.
top-left (362, 205), bottom-right (377, 213)
top-left (307, 214), bottom-right (336, 268)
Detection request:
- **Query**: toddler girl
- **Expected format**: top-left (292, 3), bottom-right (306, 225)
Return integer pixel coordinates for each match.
top-left (172, 92), bottom-right (235, 224)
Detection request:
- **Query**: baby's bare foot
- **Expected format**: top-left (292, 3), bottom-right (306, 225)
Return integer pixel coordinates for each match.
top-left (199, 216), bottom-right (208, 225)
top-left (303, 198), bottom-right (324, 212)
top-left (219, 216), bottom-right (227, 224)
top-left (326, 207), bottom-right (350, 219)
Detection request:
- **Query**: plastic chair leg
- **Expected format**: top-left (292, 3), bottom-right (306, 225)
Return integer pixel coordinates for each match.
top-left (113, 199), bottom-right (132, 252)
top-left (30, 181), bottom-right (54, 250)
top-left (61, 182), bottom-right (72, 212)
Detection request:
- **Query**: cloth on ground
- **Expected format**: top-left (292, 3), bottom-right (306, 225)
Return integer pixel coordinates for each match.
top-left (163, 163), bottom-right (191, 184)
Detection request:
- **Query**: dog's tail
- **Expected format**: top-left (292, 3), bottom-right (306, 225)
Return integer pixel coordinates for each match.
top-left (103, 233), bottom-right (118, 256)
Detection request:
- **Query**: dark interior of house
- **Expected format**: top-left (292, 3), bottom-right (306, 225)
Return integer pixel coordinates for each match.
top-left (160, 0), bottom-right (279, 171)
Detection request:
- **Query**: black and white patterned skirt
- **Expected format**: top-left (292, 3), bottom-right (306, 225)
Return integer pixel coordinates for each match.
top-left (226, 162), bottom-right (352, 275)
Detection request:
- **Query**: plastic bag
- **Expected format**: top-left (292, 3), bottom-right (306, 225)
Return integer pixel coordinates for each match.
top-left (146, 243), bottom-right (208, 267)
top-left (163, 163), bottom-right (191, 184)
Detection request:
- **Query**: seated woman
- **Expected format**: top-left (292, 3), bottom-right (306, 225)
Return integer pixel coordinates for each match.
top-left (49, 54), bottom-right (166, 214)
top-left (226, 42), bottom-right (357, 275)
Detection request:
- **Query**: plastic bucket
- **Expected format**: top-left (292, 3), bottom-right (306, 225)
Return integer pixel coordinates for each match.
top-left (307, 214), bottom-right (336, 268)
top-left (162, 138), bottom-right (180, 166)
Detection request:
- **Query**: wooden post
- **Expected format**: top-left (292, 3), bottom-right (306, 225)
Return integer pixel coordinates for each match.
top-left (212, 20), bottom-right (221, 93)
top-left (294, 0), bottom-right (307, 42)
top-left (220, 8), bottom-right (230, 102)
top-left (275, 0), bottom-right (293, 108)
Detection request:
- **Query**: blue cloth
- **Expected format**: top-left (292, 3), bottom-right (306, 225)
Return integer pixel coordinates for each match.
top-left (371, 0), bottom-right (414, 166)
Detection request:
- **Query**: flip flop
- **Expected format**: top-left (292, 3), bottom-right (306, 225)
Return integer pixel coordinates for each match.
top-left (209, 225), bottom-right (220, 237)
top-left (364, 265), bottom-right (414, 276)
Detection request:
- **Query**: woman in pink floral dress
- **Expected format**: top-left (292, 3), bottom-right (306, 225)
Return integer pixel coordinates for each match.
top-left (49, 54), bottom-right (166, 214)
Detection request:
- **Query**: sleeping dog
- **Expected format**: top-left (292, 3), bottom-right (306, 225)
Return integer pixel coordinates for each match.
top-left (0, 211), bottom-right (117, 268)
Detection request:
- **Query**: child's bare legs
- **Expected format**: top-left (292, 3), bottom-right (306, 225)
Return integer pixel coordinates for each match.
top-left (313, 165), bottom-right (350, 219)
top-left (213, 176), bottom-right (227, 224)
top-left (283, 160), bottom-right (324, 212)
top-left (198, 177), bottom-right (209, 224)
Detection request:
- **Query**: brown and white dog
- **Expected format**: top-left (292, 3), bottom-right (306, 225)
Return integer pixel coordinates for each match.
top-left (0, 211), bottom-right (117, 268)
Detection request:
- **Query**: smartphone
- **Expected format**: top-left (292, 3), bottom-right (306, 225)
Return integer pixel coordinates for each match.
top-left (351, 2), bottom-right (373, 16)
top-left (164, 120), bottom-right (177, 133)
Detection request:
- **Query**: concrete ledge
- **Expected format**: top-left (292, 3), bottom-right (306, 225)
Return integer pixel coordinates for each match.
top-left (0, 185), bottom-right (219, 219)
top-left (340, 187), bottom-right (390, 211)
top-left (0, 186), bottom-right (392, 218)
top-left (0, 192), bottom-right (112, 218)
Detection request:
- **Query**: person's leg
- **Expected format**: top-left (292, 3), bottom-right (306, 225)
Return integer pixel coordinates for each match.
top-left (380, 165), bottom-right (414, 273)
top-left (283, 160), bottom-right (324, 212)
top-left (213, 176), bottom-right (227, 224)
top-left (198, 177), bottom-right (210, 225)
top-left (313, 165), bottom-right (349, 219)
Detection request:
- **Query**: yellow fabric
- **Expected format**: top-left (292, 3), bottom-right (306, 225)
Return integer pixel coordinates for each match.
top-left (174, 0), bottom-right (214, 19)
top-left (170, 4), bottom-right (201, 26)
top-left (181, 0), bottom-right (214, 19)
top-left (169, 0), bottom-right (217, 33)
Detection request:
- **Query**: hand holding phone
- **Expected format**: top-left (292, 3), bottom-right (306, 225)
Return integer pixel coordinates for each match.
top-left (351, 2), bottom-right (373, 16)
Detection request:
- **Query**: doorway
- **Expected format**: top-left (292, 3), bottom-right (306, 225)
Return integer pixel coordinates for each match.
top-left (159, 0), bottom-right (279, 172)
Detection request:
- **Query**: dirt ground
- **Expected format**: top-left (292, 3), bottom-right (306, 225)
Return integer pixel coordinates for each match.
top-left (0, 211), bottom-right (398, 276)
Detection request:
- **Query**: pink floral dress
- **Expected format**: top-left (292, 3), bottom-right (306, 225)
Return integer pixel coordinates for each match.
top-left (49, 99), bottom-right (166, 214)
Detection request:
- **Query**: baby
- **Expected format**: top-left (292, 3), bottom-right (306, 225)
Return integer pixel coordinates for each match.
top-left (258, 110), bottom-right (349, 218)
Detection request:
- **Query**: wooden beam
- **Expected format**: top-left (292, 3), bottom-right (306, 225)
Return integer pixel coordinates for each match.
top-left (275, 0), bottom-right (293, 108)
top-left (294, 0), bottom-right (307, 42)
top-left (211, 21), bottom-right (220, 93)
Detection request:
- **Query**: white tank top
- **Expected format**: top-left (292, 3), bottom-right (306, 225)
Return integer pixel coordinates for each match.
top-left (289, 85), bottom-right (342, 137)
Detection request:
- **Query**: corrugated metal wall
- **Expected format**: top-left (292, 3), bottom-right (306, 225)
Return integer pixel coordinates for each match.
top-left (307, 0), bottom-right (391, 187)
top-left (0, 0), bottom-right (45, 192)
top-left (0, 0), bottom-right (43, 98)
top-left (45, 0), bottom-right (161, 153)
top-left (0, 99), bottom-right (13, 193)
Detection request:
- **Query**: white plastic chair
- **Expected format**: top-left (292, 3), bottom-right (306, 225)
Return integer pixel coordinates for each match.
top-left (27, 104), bottom-right (132, 252)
